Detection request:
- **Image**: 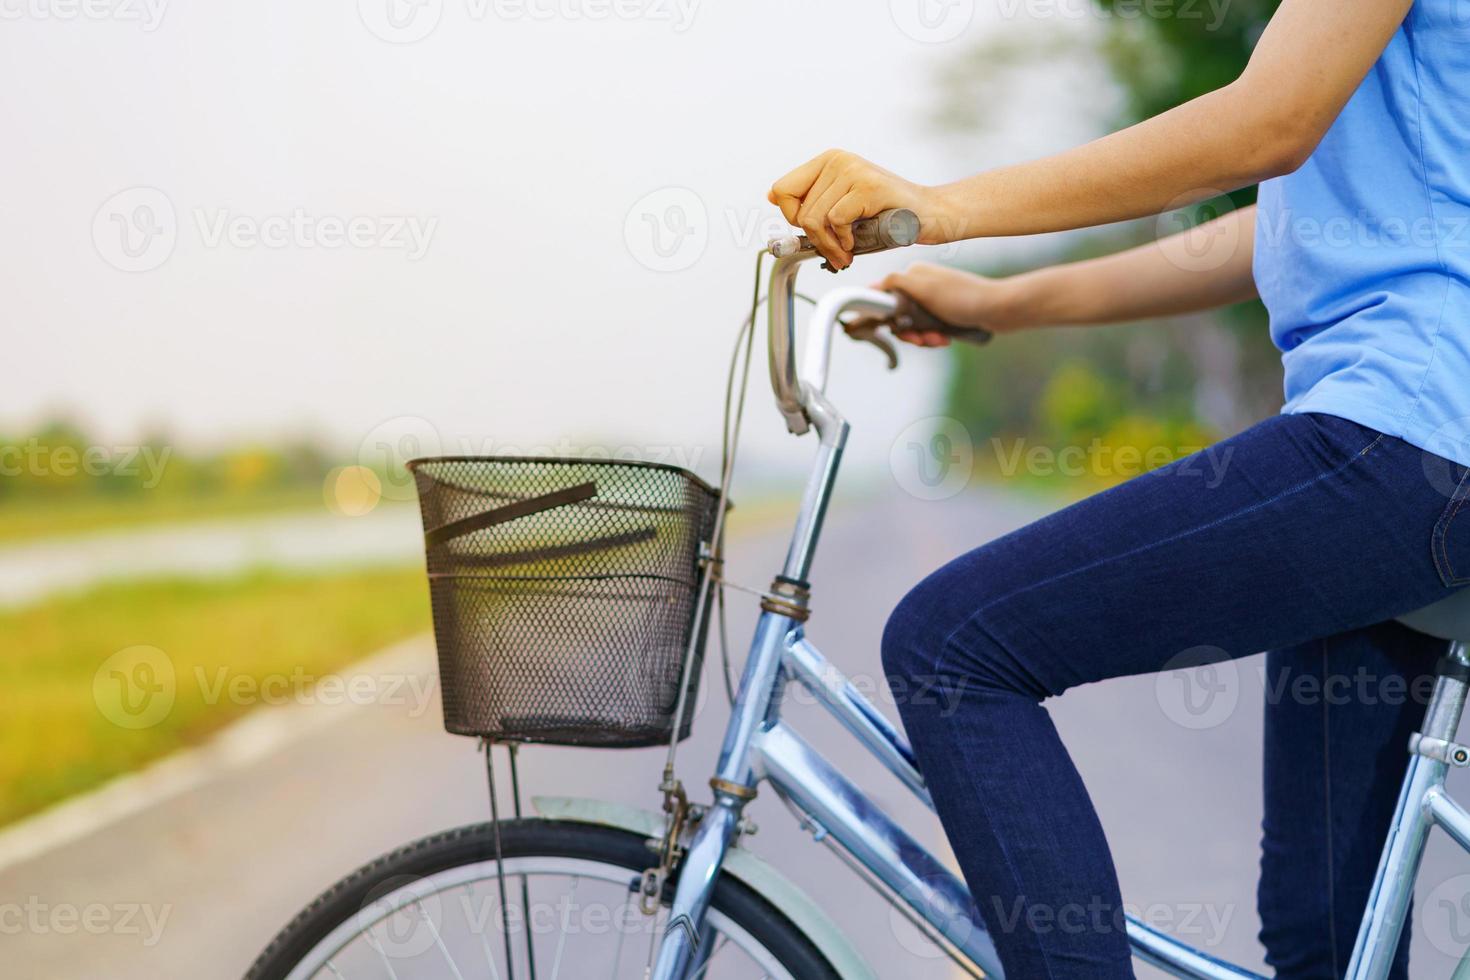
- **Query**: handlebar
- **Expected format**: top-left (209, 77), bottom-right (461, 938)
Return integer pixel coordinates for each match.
top-left (764, 208), bottom-right (988, 437)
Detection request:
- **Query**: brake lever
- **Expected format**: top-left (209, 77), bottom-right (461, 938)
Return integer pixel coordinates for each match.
top-left (841, 290), bottom-right (994, 370)
top-left (841, 314), bottom-right (901, 370)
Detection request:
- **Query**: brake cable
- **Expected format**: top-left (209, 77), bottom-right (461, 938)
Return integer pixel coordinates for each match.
top-left (642, 249), bottom-right (816, 914)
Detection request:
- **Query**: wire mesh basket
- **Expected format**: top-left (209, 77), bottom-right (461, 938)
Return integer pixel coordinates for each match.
top-left (408, 456), bottom-right (722, 748)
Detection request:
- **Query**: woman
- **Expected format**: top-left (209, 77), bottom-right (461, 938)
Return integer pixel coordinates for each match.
top-left (770, 0), bottom-right (1469, 976)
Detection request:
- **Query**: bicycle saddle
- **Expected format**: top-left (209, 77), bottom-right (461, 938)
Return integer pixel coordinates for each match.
top-left (1397, 588), bottom-right (1470, 642)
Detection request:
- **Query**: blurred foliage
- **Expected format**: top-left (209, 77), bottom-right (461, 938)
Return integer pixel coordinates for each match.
top-left (0, 565), bottom-right (427, 827)
top-left (938, 0), bottom-right (1286, 489)
top-left (0, 418), bottom-right (373, 540)
top-left (0, 418), bottom-right (335, 503)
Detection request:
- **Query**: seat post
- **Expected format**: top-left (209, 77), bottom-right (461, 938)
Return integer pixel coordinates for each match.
top-left (1348, 641), bottom-right (1469, 977)
top-left (1416, 641), bottom-right (1470, 754)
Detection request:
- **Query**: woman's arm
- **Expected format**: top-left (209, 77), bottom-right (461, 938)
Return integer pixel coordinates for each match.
top-left (874, 205), bottom-right (1257, 346)
top-left (771, 0), bottom-right (1411, 269)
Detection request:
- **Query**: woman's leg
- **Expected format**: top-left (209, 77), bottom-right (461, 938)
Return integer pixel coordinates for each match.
top-left (881, 412), bottom-right (1466, 978)
top-left (1259, 623), bottom-right (1441, 979)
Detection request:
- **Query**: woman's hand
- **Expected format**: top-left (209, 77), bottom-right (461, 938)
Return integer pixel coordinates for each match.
top-left (872, 262), bottom-right (1025, 347)
top-left (768, 150), bottom-right (951, 270)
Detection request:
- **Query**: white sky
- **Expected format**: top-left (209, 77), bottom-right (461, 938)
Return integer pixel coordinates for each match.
top-left (1, 0), bottom-right (1108, 483)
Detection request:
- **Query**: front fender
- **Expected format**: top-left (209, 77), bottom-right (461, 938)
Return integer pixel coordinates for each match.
top-left (532, 795), bottom-right (878, 980)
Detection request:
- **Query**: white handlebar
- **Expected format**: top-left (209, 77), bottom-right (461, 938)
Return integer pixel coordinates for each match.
top-left (800, 288), bottom-right (899, 396)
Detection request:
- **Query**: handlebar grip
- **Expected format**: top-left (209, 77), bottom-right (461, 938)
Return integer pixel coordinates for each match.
top-left (850, 209), bottom-right (921, 254)
top-left (768, 208), bottom-right (922, 260)
top-left (893, 290), bottom-right (992, 345)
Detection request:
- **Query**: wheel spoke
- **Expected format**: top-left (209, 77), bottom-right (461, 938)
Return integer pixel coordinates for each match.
top-left (417, 899), bottom-right (467, 980)
top-left (270, 850), bottom-right (800, 980)
top-left (469, 884), bottom-right (504, 980)
top-left (548, 878), bottom-right (580, 980)
top-left (363, 930), bottom-right (401, 980)
top-left (607, 890), bottom-right (635, 979)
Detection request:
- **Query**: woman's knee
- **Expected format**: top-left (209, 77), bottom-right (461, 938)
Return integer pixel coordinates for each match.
top-left (880, 577), bottom-right (941, 688)
top-left (881, 565), bottom-right (1040, 706)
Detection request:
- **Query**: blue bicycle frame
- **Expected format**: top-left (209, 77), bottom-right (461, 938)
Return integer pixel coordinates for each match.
top-left (648, 243), bottom-right (1470, 980)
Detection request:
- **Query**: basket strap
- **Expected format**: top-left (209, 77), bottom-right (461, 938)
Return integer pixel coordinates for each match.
top-left (429, 527), bottom-right (660, 571)
top-left (425, 480), bottom-right (597, 548)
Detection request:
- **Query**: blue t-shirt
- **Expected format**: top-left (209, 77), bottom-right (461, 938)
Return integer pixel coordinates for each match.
top-left (1255, 0), bottom-right (1470, 467)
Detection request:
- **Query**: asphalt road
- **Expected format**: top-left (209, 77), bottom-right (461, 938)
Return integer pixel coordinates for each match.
top-left (6, 489), bottom-right (1470, 978)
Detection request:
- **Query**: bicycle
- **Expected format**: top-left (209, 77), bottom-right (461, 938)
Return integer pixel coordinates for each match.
top-left (247, 211), bottom-right (1470, 979)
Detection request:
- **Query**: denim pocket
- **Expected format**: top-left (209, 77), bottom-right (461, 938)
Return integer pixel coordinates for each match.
top-left (1433, 465), bottom-right (1470, 586)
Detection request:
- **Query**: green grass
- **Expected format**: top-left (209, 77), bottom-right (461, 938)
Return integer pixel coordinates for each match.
top-left (0, 488), bottom-right (340, 544)
top-left (0, 565), bottom-right (430, 827)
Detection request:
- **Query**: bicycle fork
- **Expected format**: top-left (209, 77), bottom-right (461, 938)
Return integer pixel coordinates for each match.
top-left (648, 608), bottom-right (796, 979)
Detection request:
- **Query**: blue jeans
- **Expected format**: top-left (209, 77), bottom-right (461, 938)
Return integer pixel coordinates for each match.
top-left (882, 413), bottom-right (1470, 978)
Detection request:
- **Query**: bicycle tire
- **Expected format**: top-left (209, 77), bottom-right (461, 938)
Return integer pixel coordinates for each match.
top-left (245, 818), bottom-right (843, 980)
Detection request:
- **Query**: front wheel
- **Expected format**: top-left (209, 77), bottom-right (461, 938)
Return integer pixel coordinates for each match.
top-left (246, 819), bottom-right (842, 980)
